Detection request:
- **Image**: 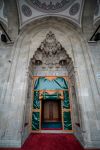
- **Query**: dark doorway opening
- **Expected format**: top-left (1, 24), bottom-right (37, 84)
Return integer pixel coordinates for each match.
top-left (41, 100), bottom-right (62, 129)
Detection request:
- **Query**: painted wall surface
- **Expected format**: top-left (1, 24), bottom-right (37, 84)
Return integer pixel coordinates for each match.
top-left (17, 0), bottom-right (84, 28)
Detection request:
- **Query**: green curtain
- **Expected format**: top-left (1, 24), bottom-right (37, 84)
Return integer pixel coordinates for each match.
top-left (64, 112), bottom-right (72, 130)
top-left (33, 91), bottom-right (40, 109)
top-left (34, 77), bottom-right (68, 90)
top-left (32, 112), bottom-right (40, 130)
top-left (32, 77), bottom-right (72, 131)
top-left (63, 91), bottom-right (70, 109)
top-left (42, 92), bottom-right (61, 100)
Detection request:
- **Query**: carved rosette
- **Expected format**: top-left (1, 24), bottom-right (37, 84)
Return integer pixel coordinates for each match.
top-left (31, 31), bottom-right (71, 68)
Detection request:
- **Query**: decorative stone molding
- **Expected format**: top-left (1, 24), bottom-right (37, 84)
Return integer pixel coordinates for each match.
top-left (31, 31), bottom-right (72, 68)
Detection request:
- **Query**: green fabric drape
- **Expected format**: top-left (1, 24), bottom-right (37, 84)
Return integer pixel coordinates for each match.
top-left (33, 91), bottom-right (40, 109)
top-left (64, 112), bottom-right (72, 130)
top-left (32, 112), bottom-right (40, 130)
top-left (63, 91), bottom-right (70, 109)
top-left (34, 77), bottom-right (68, 90)
top-left (42, 92), bottom-right (61, 100)
top-left (32, 77), bottom-right (72, 131)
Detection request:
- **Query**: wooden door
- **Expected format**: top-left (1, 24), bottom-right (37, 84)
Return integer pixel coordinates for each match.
top-left (42, 100), bottom-right (61, 122)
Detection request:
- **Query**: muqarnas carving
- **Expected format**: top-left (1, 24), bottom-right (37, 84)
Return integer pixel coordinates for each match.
top-left (31, 31), bottom-right (71, 68)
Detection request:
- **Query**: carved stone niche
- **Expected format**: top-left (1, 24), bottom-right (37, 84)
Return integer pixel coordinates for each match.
top-left (31, 31), bottom-right (72, 68)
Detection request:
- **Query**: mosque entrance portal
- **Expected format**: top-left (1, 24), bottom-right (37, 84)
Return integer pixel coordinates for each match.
top-left (29, 31), bottom-right (76, 133)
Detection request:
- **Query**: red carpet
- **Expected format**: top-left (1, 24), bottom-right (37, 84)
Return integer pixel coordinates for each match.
top-left (0, 133), bottom-right (89, 150)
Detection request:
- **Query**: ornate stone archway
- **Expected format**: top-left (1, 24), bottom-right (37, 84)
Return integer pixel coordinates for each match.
top-left (1, 18), bottom-right (99, 148)
top-left (28, 31), bottom-right (76, 132)
top-left (31, 31), bottom-right (72, 74)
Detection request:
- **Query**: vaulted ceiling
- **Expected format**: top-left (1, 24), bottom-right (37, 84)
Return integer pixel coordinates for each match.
top-left (0, 0), bottom-right (99, 30)
top-left (17, 0), bottom-right (84, 28)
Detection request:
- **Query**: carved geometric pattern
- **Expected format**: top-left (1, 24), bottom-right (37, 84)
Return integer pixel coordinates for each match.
top-left (31, 31), bottom-right (71, 68)
top-left (69, 3), bottom-right (80, 16)
top-left (26, 0), bottom-right (75, 13)
top-left (22, 4), bottom-right (32, 17)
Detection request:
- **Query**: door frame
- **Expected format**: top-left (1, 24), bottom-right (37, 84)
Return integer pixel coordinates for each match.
top-left (30, 76), bottom-right (73, 133)
top-left (41, 99), bottom-right (62, 122)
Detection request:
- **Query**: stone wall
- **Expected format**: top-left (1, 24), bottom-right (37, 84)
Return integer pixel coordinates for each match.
top-left (0, 0), bottom-right (100, 148)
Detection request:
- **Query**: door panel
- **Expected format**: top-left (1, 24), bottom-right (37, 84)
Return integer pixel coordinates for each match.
top-left (53, 102), bottom-right (59, 120)
top-left (42, 100), bottom-right (61, 122)
top-left (43, 101), bottom-right (50, 120)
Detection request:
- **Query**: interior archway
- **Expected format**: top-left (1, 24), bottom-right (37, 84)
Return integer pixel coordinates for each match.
top-left (28, 31), bottom-right (79, 132)
top-left (4, 17), bottom-right (97, 148)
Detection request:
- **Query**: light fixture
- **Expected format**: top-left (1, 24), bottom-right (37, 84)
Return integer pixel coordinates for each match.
top-left (1, 33), bottom-right (7, 43)
top-left (94, 32), bottom-right (100, 41)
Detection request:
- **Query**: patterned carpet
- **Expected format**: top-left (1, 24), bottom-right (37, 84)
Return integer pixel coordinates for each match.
top-left (0, 133), bottom-right (97, 150)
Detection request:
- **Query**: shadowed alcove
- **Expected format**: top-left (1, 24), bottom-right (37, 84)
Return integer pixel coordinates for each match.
top-left (26, 31), bottom-right (80, 132)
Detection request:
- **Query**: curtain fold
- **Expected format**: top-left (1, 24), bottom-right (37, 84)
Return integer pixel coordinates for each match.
top-left (32, 77), bottom-right (72, 130)
top-left (33, 91), bottom-right (40, 109)
top-left (42, 92), bottom-right (61, 100)
top-left (34, 77), bottom-right (68, 90)
top-left (63, 91), bottom-right (70, 109)
top-left (64, 112), bottom-right (72, 130)
top-left (32, 112), bottom-right (40, 130)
